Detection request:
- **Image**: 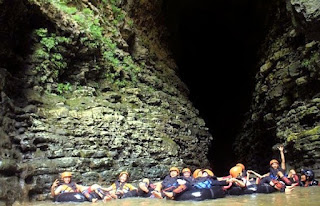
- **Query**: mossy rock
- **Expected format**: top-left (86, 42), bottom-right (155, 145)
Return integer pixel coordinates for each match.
top-left (287, 126), bottom-right (320, 142)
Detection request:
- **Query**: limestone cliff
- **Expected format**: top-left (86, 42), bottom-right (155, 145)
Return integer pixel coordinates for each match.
top-left (235, 0), bottom-right (320, 175)
top-left (0, 0), bottom-right (212, 203)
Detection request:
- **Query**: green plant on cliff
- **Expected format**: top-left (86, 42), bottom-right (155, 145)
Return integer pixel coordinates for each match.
top-left (51, 0), bottom-right (141, 88)
top-left (32, 28), bottom-right (69, 81)
top-left (57, 82), bottom-right (72, 94)
top-left (302, 52), bottom-right (320, 68)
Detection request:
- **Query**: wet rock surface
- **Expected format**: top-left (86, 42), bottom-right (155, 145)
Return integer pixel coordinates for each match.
top-left (235, 0), bottom-right (320, 175)
top-left (0, 0), bottom-right (212, 203)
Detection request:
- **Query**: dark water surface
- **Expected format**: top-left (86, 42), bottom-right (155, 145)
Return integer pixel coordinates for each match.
top-left (12, 187), bottom-right (320, 206)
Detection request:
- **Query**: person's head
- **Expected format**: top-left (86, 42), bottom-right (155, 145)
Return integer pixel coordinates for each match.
top-left (202, 169), bottom-right (214, 177)
top-left (269, 159), bottom-right (279, 169)
top-left (182, 168), bottom-right (191, 178)
top-left (230, 166), bottom-right (243, 178)
top-left (61, 171), bottom-right (72, 184)
top-left (236, 163), bottom-right (245, 171)
top-left (192, 169), bottom-right (202, 179)
top-left (300, 174), bottom-right (307, 182)
top-left (119, 171), bottom-right (129, 183)
top-left (169, 167), bottom-right (180, 177)
top-left (301, 169), bottom-right (314, 181)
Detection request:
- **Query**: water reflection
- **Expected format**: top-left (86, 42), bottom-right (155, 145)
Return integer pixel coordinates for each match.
top-left (13, 187), bottom-right (320, 206)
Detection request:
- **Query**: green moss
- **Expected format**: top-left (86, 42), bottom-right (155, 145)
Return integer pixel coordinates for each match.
top-left (302, 126), bottom-right (320, 136)
top-left (79, 150), bottom-right (93, 158)
top-left (287, 133), bottom-right (298, 142)
top-left (160, 135), bottom-right (178, 152)
top-left (47, 0), bottom-right (141, 88)
top-left (65, 97), bottom-right (92, 108)
top-left (287, 126), bottom-right (320, 142)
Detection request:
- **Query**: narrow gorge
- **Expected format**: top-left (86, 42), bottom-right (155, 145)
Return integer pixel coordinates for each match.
top-left (0, 0), bottom-right (320, 204)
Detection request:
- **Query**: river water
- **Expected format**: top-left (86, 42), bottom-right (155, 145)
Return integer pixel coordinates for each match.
top-left (12, 187), bottom-right (320, 206)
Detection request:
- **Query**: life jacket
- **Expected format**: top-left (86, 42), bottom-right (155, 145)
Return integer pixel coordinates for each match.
top-left (269, 168), bottom-right (286, 180)
top-left (112, 181), bottom-right (136, 193)
top-left (193, 177), bottom-right (213, 189)
top-left (181, 176), bottom-right (194, 184)
top-left (59, 182), bottom-right (78, 193)
top-left (161, 175), bottom-right (179, 190)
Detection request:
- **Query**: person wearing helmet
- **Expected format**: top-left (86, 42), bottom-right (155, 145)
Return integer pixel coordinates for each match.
top-left (228, 166), bottom-right (247, 188)
top-left (102, 171), bottom-right (137, 200)
top-left (261, 145), bottom-right (296, 186)
top-left (181, 168), bottom-right (194, 183)
top-left (51, 171), bottom-right (107, 203)
top-left (236, 163), bottom-right (248, 178)
top-left (300, 169), bottom-right (319, 187)
top-left (162, 168), bottom-right (223, 199)
top-left (152, 167), bottom-right (181, 199)
top-left (51, 172), bottom-right (80, 197)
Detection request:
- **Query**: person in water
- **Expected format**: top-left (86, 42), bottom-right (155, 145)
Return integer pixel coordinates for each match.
top-left (137, 178), bottom-right (157, 197)
top-left (102, 171), bottom-right (137, 200)
top-left (163, 168), bottom-right (234, 200)
top-left (262, 145), bottom-right (298, 186)
top-left (236, 163), bottom-right (247, 177)
top-left (51, 172), bottom-right (79, 197)
top-left (299, 169), bottom-right (319, 187)
top-left (228, 166), bottom-right (247, 188)
top-left (181, 168), bottom-right (194, 183)
top-left (51, 171), bottom-right (102, 203)
top-left (152, 167), bottom-right (185, 199)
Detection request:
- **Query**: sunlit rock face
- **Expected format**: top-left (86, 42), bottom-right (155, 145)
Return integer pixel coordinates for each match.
top-left (235, 0), bottom-right (320, 175)
top-left (0, 0), bottom-right (212, 203)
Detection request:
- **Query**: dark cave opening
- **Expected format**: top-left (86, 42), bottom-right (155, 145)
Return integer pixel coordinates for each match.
top-left (163, 0), bottom-right (272, 176)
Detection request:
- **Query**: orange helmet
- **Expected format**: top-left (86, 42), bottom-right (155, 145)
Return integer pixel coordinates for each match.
top-left (192, 169), bottom-right (202, 178)
top-left (236, 163), bottom-right (245, 171)
top-left (269, 159), bottom-right (279, 166)
top-left (182, 168), bottom-right (191, 174)
top-left (202, 169), bottom-right (214, 177)
top-left (169, 167), bottom-right (180, 174)
top-left (230, 166), bottom-right (242, 178)
top-left (119, 171), bottom-right (129, 178)
top-left (61, 171), bottom-right (72, 179)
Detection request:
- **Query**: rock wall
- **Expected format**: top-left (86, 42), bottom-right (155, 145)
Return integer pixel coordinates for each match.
top-left (235, 0), bottom-right (320, 175)
top-left (0, 0), bottom-right (212, 203)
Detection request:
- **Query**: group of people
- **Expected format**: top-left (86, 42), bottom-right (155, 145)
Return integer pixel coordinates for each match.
top-left (51, 146), bottom-right (319, 202)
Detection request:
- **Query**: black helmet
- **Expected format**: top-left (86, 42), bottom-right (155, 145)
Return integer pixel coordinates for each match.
top-left (301, 169), bottom-right (314, 180)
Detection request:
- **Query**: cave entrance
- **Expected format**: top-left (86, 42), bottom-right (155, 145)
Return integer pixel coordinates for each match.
top-left (163, 0), bottom-right (271, 175)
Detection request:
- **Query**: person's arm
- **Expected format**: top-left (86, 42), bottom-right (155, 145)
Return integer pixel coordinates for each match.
top-left (231, 178), bottom-right (246, 188)
top-left (246, 171), bottom-right (251, 181)
top-left (51, 179), bottom-right (59, 197)
top-left (261, 172), bottom-right (270, 178)
top-left (101, 185), bottom-right (114, 192)
top-left (278, 145), bottom-right (286, 170)
top-left (247, 170), bottom-right (262, 178)
top-left (127, 183), bottom-right (138, 191)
